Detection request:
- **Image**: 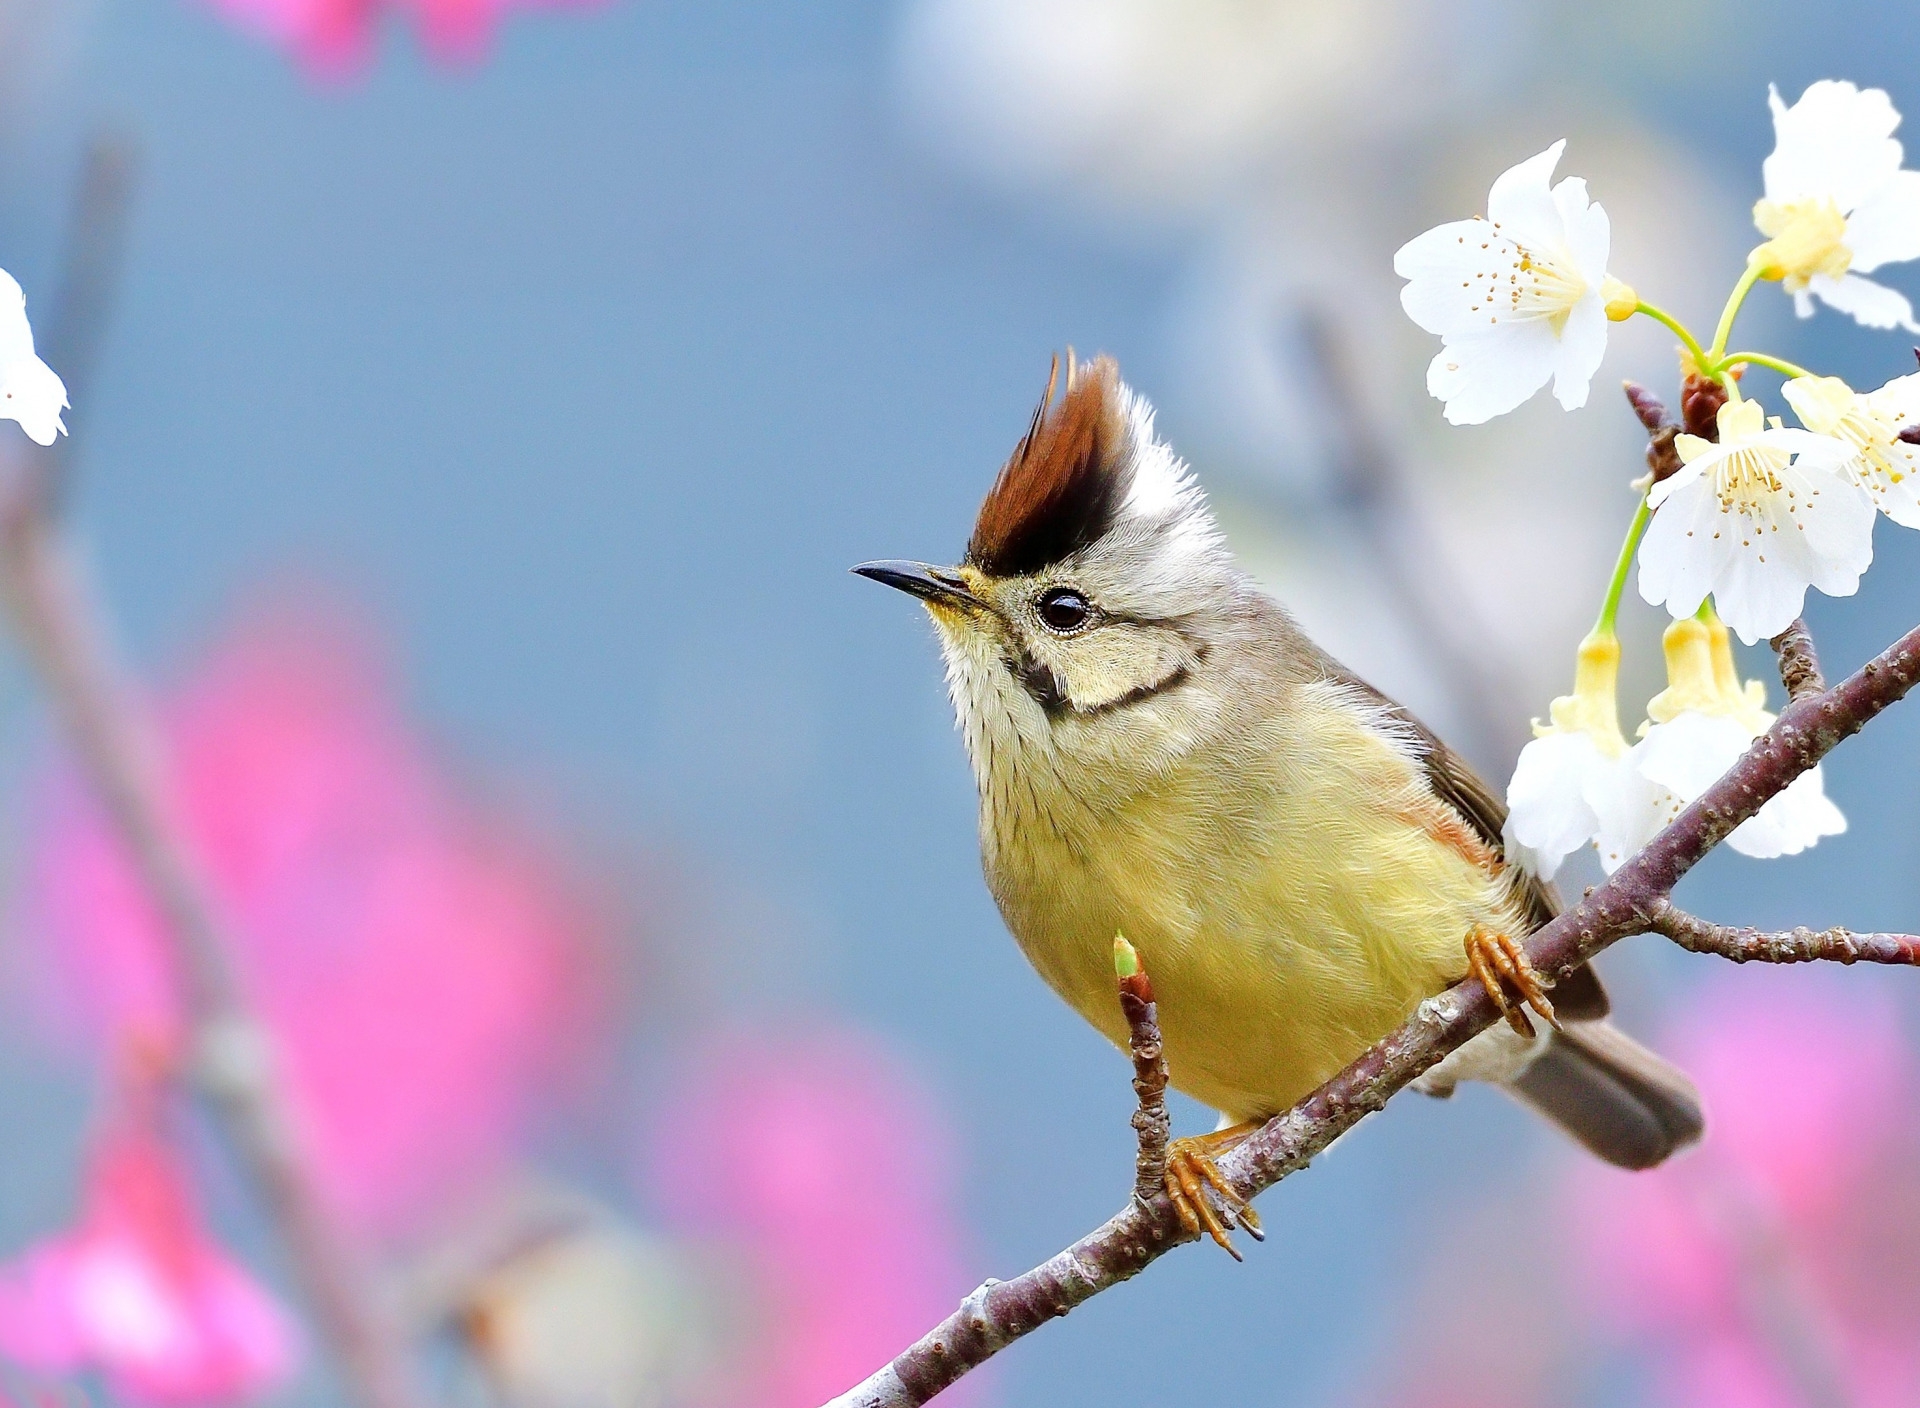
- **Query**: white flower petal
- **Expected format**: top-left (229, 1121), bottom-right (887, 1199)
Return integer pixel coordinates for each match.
top-left (1808, 271), bottom-right (1920, 332)
top-left (1549, 294), bottom-right (1607, 411)
top-left (1484, 140), bottom-right (1568, 252)
top-left (1393, 219), bottom-right (1506, 334)
top-left (1728, 764), bottom-right (1848, 857)
top-left (1865, 368), bottom-right (1920, 416)
top-left (1637, 475), bottom-right (1722, 620)
top-left (0, 272), bottom-right (65, 447)
top-left (1553, 175), bottom-right (1611, 282)
top-left (0, 270), bottom-right (35, 364)
top-left (1763, 80), bottom-right (1904, 212)
top-left (1643, 455), bottom-right (1703, 512)
top-left (1843, 168), bottom-right (1920, 271)
top-left (1710, 545), bottom-right (1814, 644)
top-left (1641, 418), bottom-right (1876, 643)
top-left (1855, 371), bottom-right (1920, 526)
top-left (0, 354), bottom-right (68, 446)
top-left (1868, 470), bottom-right (1920, 529)
top-left (1396, 141), bottom-right (1613, 424)
top-left (1786, 465), bottom-right (1877, 594)
top-left (1635, 711), bottom-right (1752, 800)
top-left (1504, 732), bottom-right (1605, 879)
top-left (1425, 319), bottom-right (1560, 426)
top-left (1592, 759), bottom-right (1676, 874)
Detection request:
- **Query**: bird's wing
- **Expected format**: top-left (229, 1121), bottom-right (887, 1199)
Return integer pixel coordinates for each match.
top-left (1333, 668), bottom-right (1610, 1022)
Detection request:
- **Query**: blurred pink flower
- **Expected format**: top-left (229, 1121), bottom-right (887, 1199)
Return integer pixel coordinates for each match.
top-left (0, 1051), bottom-right (298, 1405)
top-left (18, 608), bottom-right (611, 1240)
top-left (200, 0), bottom-right (600, 78)
top-left (1572, 970), bottom-right (1920, 1408)
top-left (646, 1029), bottom-right (983, 1408)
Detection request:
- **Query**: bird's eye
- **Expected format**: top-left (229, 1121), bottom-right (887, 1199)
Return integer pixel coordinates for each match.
top-left (1037, 588), bottom-right (1093, 633)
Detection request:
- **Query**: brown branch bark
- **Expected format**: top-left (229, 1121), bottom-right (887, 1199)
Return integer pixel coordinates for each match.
top-left (823, 615), bottom-right (1920, 1408)
top-left (1649, 902), bottom-right (1920, 965)
top-left (1771, 618), bottom-right (1827, 701)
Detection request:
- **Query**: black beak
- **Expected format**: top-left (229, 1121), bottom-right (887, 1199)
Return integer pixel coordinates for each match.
top-left (851, 560), bottom-right (982, 611)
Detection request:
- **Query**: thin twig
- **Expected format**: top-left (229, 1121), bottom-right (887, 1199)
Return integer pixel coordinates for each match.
top-left (1649, 902), bottom-right (1920, 965)
top-left (823, 613), bottom-right (1920, 1408)
top-left (1771, 618), bottom-right (1827, 701)
top-left (0, 147), bottom-right (420, 1408)
top-left (1113, 936), bottom-right (1168, 1206)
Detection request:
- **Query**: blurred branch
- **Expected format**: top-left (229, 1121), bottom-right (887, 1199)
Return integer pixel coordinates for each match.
top-left (0, 139), bottom-right (422, 1408)
top-left (1289, 309), bottom-right (1525, 765)
top-left (1649, 903), bottom-right (1920, 965)
top-left (822, 613), bottom-right (1920, 1408)
top-left (1771, 618), bottom-right (1826, 701)
top-left (42, 137), bottom-right (138, 421)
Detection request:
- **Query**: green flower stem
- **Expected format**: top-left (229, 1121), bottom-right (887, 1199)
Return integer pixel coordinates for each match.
top-left (1633, 301), bottom-right (1710, 370)
top-left (1718, 351), bottom-right (1811, 380)
top-left (1595, 496), bottom-right (1654, 638)
top-left (1707, 261), bottom-right (1766, 366)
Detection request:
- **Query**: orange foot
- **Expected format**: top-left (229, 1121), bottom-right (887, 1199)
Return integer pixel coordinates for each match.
top-left (1465, 925), bottom-right (1558, 1039)
top-left (1164, 1120), bottom-right (1265, 1259)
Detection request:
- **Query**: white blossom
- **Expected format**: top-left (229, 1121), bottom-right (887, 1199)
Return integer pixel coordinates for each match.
top-left (1612, 618), bottom-right (1845, 864)
top-left (1394, 141), bottom-right (1630, 425)
top-left (1754, 80), bottom-right (1920, 331)
top-left (1782, 372), bottom-right (1920, 528)
top-left (1504, 633), bottom-right (1647, 880)
top-left (1637, 397), bottom-right (1871, 645)
top-left (0, 269), bottom-right (64, 447)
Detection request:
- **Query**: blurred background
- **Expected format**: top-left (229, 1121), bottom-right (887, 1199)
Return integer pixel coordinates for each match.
top-left (0, 1), bottom-right (1917, 1405)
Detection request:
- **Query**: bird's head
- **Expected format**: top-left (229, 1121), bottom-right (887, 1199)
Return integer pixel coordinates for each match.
top-left (856, 355), bottom-right (1246, 792)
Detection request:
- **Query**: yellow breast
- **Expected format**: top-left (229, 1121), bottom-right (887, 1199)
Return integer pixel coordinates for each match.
top-left (980, 680), bottom-right (1524, 1121)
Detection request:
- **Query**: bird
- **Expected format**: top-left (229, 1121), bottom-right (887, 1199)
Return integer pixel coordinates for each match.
top-left (854, 353), bottom-right (1703, 1253)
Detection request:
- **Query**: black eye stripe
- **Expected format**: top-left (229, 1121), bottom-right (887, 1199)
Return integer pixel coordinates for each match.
top-left (1006, 651), bottom-right (1068, 714)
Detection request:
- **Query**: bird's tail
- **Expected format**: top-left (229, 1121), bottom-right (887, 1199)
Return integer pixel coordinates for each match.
top-left (1506, 1021), bottom-right (1704, 1170)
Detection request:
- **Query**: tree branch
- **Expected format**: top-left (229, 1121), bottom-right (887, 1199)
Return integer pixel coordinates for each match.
top-left (1771, 618), bottom-right (1826, 701)
top-left (1114, 937), bottom-right (1169, 1206)
top-left (1649, 902), bottom-right (1920, 965)
top-left (0, 470), bottom-right (421, 1408)
top-left (0, 144), bottom-right (422, 1408)
top-left (824, 614), bottom-right (1920, 1408)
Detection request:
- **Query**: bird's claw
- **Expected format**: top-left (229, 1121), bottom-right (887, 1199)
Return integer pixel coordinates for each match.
top-left (1164, 1135), bottom-right (1262, 1259)
top-left (1465, 927), bottom-right (1558, 1038)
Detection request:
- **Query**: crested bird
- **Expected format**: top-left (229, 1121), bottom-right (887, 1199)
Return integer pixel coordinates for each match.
top-left (854, 354), bottom-right (1702, 1251)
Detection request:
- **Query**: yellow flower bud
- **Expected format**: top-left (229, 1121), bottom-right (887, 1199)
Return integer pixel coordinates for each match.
top-left (1646, 618), bottom-right (1720, 723)
top-left (1601, 276), bottom-right (1639, 321)
top-left (1540, 631), bottom-right (1629, 755)
top-left (1704, 614), bottom-right (1774, 733)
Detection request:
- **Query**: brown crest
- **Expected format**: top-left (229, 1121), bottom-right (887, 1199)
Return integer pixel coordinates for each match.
top-left (966, 354), bottom-right (1131, 576)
